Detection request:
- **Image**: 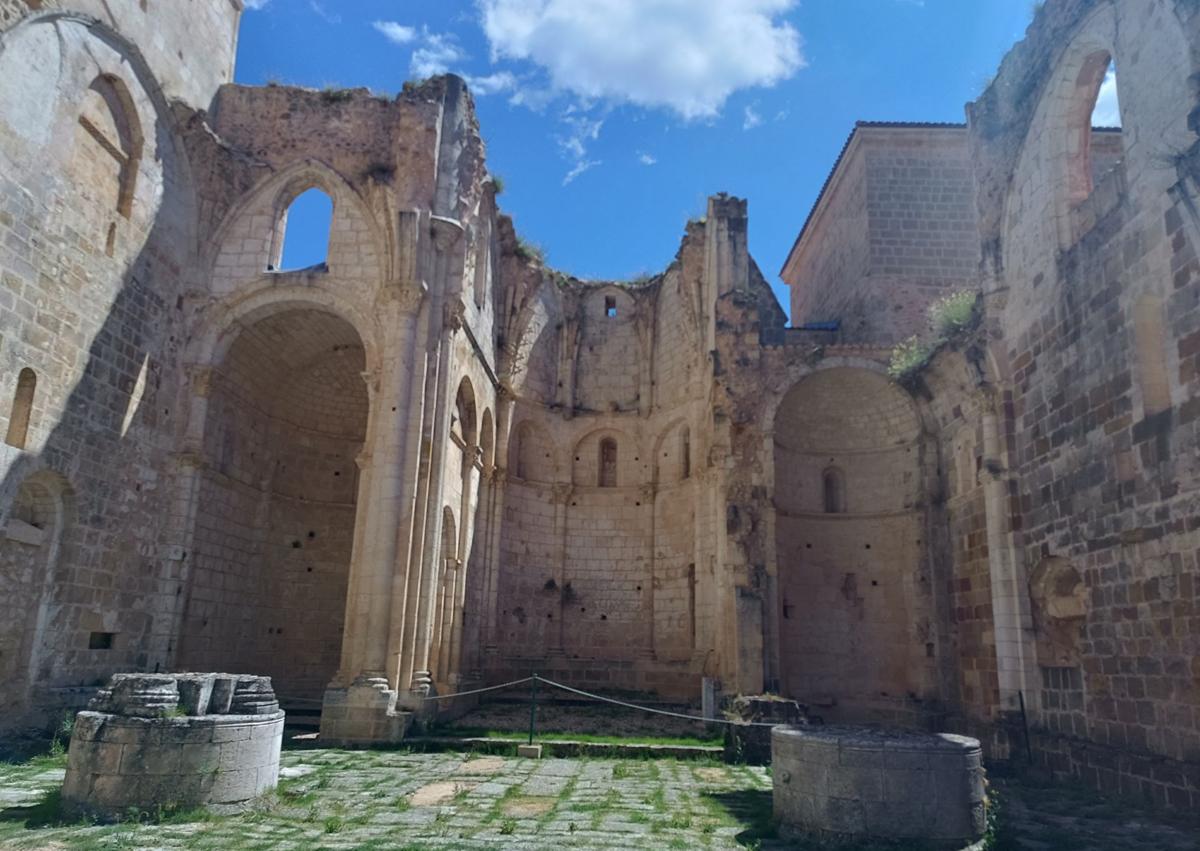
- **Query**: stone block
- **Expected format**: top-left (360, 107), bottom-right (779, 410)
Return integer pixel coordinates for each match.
top-left (517, 744), bottom-right (543, 759)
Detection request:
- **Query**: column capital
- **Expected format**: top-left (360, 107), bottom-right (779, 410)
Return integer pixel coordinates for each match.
top-left (380, 279), bottom-right (427, 315)
top-left (187, 365), bottom-right (216, 398)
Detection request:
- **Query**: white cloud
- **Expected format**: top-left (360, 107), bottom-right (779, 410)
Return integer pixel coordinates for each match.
top-left (243, 0), bottom-right (270, 8)
top-left (373, 21), bottom-right (417, 45)
top-left (309, 1), bottom-right (340, 24)
top-left (743, 105), bottom-right (762, 130)
top-left (411, 30), bottom-right (468, 78)
top-left (479, 0), bottom-right (805, 119)
top-left (638, 152), bottom-right (657, 165)
top-left (1091, 68), bottom-right (1121, 128)
top-left (464, 71), bottom-right (518, 95)
top-left (563, 159), bottom-right (600, 185)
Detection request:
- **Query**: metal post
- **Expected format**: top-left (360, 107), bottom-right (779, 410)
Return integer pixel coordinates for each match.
top-left (528, 672), bottom-right (538, 745)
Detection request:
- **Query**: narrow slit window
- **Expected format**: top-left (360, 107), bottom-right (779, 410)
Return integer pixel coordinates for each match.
top-left (605, 296), bottom-right (617, 318)
top-left (6, 368), bottom-right (36, 449)
top-left (822, 467), bottom-right (845, 514)
top-left (681, 427), bottom-right (691, 480)
top-left (599, 438), bottom-right (618, 487)
top-left (273, 188), bottom-right (333, 271)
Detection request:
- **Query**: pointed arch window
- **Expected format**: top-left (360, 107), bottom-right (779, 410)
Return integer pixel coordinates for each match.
top-left (271, 188), bottom-right (333, 271)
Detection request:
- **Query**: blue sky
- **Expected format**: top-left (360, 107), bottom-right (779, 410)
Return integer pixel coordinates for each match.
top-left (238, 1), bottom-right (1089, 319)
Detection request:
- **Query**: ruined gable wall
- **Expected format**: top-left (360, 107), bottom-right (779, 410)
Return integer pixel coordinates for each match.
top-left (0, 1), bottom-right (240, 109)
top-left (961, 0), bottom-right (1200, 806)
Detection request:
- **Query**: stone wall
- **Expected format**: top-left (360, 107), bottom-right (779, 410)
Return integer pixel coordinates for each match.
top-left (0, 9), bottom-right (201, 726)
top-left (781, 125), bottom-right (980, 344)
top-left (0, 0), bottom-right (240, 109)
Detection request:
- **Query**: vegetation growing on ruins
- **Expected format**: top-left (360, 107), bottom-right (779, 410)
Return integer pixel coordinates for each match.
top-left (888, 289), bottom-right (982, 380)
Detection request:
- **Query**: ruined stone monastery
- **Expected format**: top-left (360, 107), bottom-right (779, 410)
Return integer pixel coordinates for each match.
top-left (1, 0), bottom-right (1198, 809)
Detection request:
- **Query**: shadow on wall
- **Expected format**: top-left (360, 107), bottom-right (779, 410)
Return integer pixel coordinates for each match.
top-left (0, 13), bottom-right (200, 727)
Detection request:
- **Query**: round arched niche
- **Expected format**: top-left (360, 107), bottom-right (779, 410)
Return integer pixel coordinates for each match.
top-left (1029, 556), bottom-right (1088, 665)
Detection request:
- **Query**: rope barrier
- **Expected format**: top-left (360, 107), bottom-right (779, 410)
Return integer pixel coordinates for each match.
top-left (419, 673), bottom-right (783, 728)
top-left (536, 676), bottom-right (780, 728)
top-left (419, 676), bottom-right (533, 701)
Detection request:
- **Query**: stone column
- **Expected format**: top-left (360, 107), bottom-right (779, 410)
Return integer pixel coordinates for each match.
top-left (642, 483), bottom-right (657, 658)
top-left (483, 393), bottom-right (515, 654)
top-left (163, 365), bottom-right (215, 669)
top-left (449, 445), bottom-right (482, 683)
top-left (551, 482), bottom-right (573, 654)
top-left (978, 387), bottom-right (1039, 715)
top-left (318, 281), bottom-right (425, 746)
top-left (401, 218), bottom-right (466, 705)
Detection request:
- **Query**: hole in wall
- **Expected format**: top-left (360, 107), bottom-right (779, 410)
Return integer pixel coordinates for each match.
top-left (600, 614), bottom-right (607, 620)
top-left (88, 632), bottom-right (115, 650)
top-left (292, 541), bottom-right (302, 549)
top-left (307, 531), bottom-right (316, 539)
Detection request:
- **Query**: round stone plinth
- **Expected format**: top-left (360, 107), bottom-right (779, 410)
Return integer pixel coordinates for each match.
top-left (772, 726), bottom-right (986, 849)
top-left (62, 710), bottom-right (284, 820)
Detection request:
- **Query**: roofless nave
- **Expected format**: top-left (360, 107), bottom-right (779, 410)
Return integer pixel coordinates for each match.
top-left (0, 0), bottom-right (1197, 809)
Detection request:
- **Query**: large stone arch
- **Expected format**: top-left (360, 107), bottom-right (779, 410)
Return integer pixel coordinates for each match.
top-left (174, 303), bottom-right (371, 706)
top-left (772, 367), bottom-right (936, 722)
top-left (0, 470), bottom-right (74, 725)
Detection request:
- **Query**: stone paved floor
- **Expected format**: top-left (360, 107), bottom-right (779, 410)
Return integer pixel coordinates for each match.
top-left (0, 748), bottom-right (1196, 850)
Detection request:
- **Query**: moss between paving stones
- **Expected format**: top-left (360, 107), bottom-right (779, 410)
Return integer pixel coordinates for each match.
top-left (0, 746), bottom-right (1195, 850)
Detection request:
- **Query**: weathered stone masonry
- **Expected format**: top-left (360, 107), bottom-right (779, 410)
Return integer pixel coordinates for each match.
top-left (0, 0), bottom-right (1197, 811)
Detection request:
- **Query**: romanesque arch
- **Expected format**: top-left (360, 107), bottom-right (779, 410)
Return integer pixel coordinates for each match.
top-left (772, 367), bottom-right (932, 721)
top-left (0, 470), bottom-right (73, 721)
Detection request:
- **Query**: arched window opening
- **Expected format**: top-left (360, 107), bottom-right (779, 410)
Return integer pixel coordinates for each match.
top-left (680, 427), bottom-right (691, 480)
top-left (599, 438), bottom-right (618, 488)
top-left (453, 378), bottom-right (478, 450)
top-left (480, 409), bottom-right (495, 471)
top-left (1090, 59), bottom-right (1121, 129)
top-left (272, 188), bottom-right (333, 271)
top-left (822, 467), bottom-right (845, 514)
top-left (6, 368), bottom-right (36, 449)
top-left (1067, 52), bottom-right (1124, 208)
top-left (75, 75), bottom-right (143, 254)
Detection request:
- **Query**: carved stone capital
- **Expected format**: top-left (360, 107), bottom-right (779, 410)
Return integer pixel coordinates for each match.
top-left (430, 215), bottom-right (465, 252)
top-left (380, 279), bottom-right (427, 315)
top-left (173, 449), bottom-right (206, 471)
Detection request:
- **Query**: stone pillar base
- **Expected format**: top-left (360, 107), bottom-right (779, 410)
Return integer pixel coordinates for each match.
top-left (319, 678), bottom-right (412, 746)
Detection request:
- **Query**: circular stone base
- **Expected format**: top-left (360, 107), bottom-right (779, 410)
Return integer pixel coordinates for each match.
top-left (772, 726), bottom-right (986, 848)
top-left (62, 710), bottom-right (284, 821)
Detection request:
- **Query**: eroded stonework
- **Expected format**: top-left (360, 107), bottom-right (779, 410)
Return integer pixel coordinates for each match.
top-left (0, 0), bottom-right (1197, 811)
